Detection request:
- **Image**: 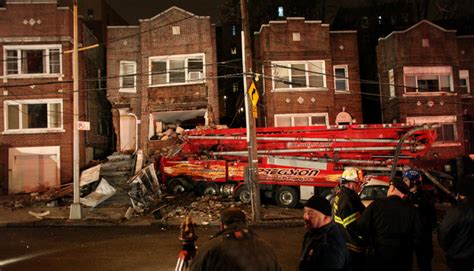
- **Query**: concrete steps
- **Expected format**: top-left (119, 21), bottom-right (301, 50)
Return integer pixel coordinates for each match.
top-left (98, 153), bottom-right (136, 207)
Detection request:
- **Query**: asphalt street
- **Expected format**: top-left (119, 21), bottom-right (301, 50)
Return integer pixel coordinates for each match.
top-left (0, 225), bottom-right (447, 271)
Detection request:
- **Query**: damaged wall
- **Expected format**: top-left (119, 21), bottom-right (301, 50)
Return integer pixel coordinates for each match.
top-left (107, 6), bottom-right (219, 155)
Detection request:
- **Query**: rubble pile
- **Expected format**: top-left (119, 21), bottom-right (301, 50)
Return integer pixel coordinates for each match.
top-left (161, 194), bottom-right (250, 225)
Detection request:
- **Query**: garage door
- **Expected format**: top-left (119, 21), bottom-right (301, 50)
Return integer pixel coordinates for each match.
top-left (8, 147), bottom-right (60, 194)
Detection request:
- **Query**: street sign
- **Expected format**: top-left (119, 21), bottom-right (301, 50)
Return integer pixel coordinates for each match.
top-left (252, 105), bottom-right (258, 118)
top-left (248, 81), bottom-right (259, 106)
top-left (78, 121), bottom-right (90, 131)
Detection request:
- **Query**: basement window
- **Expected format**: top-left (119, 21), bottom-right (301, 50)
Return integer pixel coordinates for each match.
top-left (275, 113), bottom-right (328, 127)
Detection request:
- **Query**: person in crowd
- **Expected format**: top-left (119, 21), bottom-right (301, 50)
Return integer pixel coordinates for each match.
top-left (332, 167), bottom-right (367, 271)
top-left (190, 207), bottom-right (282, 271)
top-left (357, 178), bottom-right (422, 271)
top-left (299, 195), bottom-right (351, 271)
top-left (403, 169), bottom-right (437, 271)
top-left (438, 174), bottom-right (474, 271)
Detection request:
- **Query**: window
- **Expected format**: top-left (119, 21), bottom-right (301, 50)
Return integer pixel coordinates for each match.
top-left (232, 82), bottom-right (239, 93)
top-left (388, 69), bottom-right (395, 97)
top-left (436, 124), bottom-right (456, 142)
top-left (231, 25), bottom-right (237, 36)
top-left (334, 65), bottom-right (349, 91)
top-left (275, 113), bottom-right (328, 127)
top-left (278, 6), bottom-right (284, 17)
top-left (149, 54), bottom-right (204, 86)
top-left (119, 61), bottom-right (136, 92)
top-left (406, 115), bottom-right (457, 143)
top-left (272, 61), bottom-right (326, 90)
top-left (4, 99), bottom-right (63, 133)
top-left (403, 66), bottom-right (452, 93)
top-left (459, 70), bottom-right (470, 94)
top-left (4, 45), bottom-right (62, 76)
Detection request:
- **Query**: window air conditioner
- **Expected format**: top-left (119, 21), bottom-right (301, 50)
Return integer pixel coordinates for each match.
top-left (188, 71), bottom-right (202, 81)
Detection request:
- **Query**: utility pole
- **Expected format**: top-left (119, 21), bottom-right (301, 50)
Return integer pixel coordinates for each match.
top-left (240, 0), bottom-right (261, 222)
top-left (69, 0), bottom-right (82, 219)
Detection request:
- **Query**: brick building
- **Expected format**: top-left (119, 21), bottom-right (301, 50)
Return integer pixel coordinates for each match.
top-left (106, 6), bottom-right (219, 155)
top-left (0, 0), bottom-right (110, 194)
top-left (254, 18), bottom-right (363, 127)
top-left (377, 20), bottom-right (474, 171)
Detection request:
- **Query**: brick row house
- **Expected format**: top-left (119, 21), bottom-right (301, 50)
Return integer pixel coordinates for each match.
top-left (254, 18), bottom-right (363, 127)
top-left (0, 0), bottom-right (110, 194)
top-left (377, 20), bottom-right (474, 172)
top-left (106, 7), bottom-right (219, 156)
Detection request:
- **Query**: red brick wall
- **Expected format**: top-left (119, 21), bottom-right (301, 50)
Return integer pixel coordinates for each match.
top-left (255, 19), bottom-right (362, 126)
top-left (106, 7), bottom-right (218, 155)
top-left (377, 21), bottom-right (468, 159)
top-left (0, 3), bottom-right (94, 189)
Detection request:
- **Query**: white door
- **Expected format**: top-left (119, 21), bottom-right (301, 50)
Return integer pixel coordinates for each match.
top-left (8, 147), bottom-right (60, 194)
top-left (119, 109), bottom-right (137, 152)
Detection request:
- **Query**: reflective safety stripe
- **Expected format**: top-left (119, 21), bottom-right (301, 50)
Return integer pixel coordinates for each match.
top-left (334, 212), bottom-right (359, 228)
top-left (346, 242), bottom-right (366, 253)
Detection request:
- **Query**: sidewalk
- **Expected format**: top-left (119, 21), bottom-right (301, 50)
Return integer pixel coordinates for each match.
top-left (0, 203), bottom-right (304, 227)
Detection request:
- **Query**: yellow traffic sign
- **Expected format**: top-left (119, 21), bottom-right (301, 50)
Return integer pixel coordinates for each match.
top-left (248, 81), bottom-right (259, 106)
top-left (252, 105), bottom-right (258, 118)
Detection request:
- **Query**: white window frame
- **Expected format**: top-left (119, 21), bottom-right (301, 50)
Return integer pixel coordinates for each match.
top-left (3, 99), bottom-right (64, 134)
top-left (334, 65), bottom-right (349, 92)
top-left (406, 115), bottom-right (459, 146)
top-left (119, 61), bottom-right (137, 93)
top-left (271, 60), bottom-right (326, 92)
top-left (403, 66), bottom-right (453, 94)
top-left (459, 70), bottom-right (470, 94)
top-left (148, 53), bottom-right (205, 87)
top-left (3, 44), bottom-right (62, 78)
top-left (274, 113), bottom-right (329, 127)
top-left (388, 69), bottom-right (395, 98)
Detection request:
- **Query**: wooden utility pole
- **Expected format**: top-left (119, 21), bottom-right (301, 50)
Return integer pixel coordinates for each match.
top-left (69, 0), bottom-right (82, 219)
top-left (240, 0), bottom-right (261, 222)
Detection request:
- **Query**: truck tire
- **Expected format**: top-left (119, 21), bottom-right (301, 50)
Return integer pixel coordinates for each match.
top-left (202, 182), bottom-right (219, 196)
top-left (274, 186), bottom-right (299, 208)
top-left (235, 185), bottom-right (251, 204)
top-left (167, 178), bottom-right (188, 194)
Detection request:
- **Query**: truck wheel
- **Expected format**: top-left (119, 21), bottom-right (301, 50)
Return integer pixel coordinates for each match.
top-left (235, 185), bottom-right (251, 204)
top-left (202, 183), bottom-right (219, 196)
top-left (274, 186), bottom-right (299, 208)
top-left (168, 178), bottom-right (188, 194)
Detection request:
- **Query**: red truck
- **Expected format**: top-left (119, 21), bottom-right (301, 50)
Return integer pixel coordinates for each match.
top-left (160, 124), bottom-right (436, 208)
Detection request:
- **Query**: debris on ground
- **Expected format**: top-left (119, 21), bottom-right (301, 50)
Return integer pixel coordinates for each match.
top-left (28, 210), bottom-right (50, 219)
top-left (80, 178), bottom-right (117, 208)
top-left (159, 194), bottom-right (248, 225)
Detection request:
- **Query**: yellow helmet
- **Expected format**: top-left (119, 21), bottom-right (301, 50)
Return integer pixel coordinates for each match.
top-left (340, 167), bottom-right (363, 184)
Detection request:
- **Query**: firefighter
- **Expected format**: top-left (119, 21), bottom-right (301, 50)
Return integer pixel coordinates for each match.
top-left (299, 195), bottom-right (351, 271)
top-left (403, 169), bottom-right (437, 271)
top-left (438, 174), bottom-right (474, 271)
top-left (332, 167), bottom-right (366, 271)
top-left (189, 207), bottom-right (282, 271)
top-left (357, 178), bottom-right (422, 271)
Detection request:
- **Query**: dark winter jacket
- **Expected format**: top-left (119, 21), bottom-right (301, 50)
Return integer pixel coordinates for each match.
top-left (190, 226), bottom-right (282, 271)
top-left (438, 198), bottom-right (474, 271)
top-left (357, 195), bottom-right (422, 271)
top-left (299, 222), bottom-right (351, 271)
top-left (333, 186), bottom-right (366, 253)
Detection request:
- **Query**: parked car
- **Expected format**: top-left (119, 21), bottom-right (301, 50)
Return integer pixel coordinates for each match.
top-left (359, 178), bottom-right (389, 207)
